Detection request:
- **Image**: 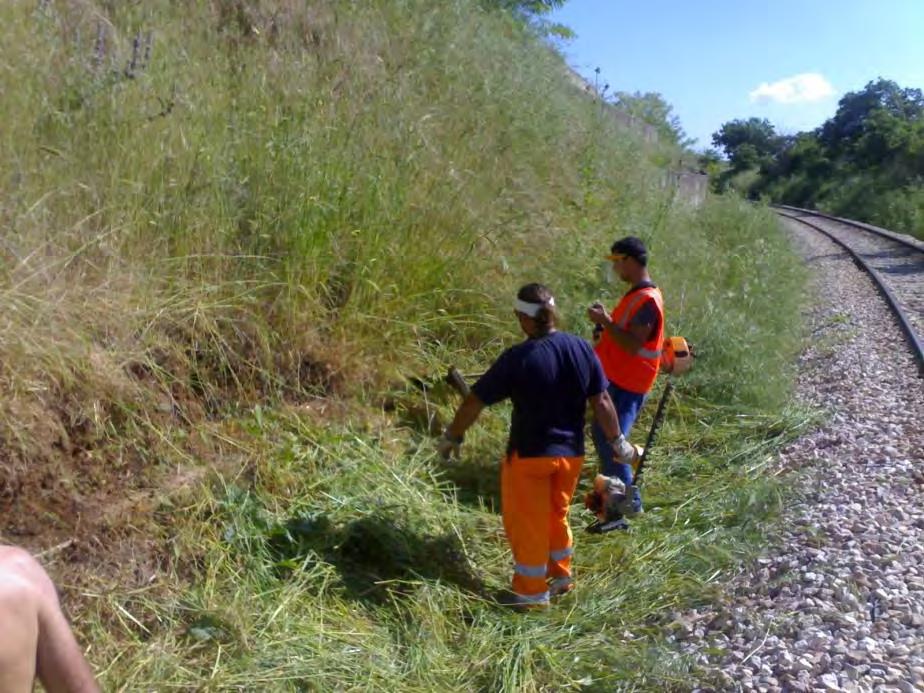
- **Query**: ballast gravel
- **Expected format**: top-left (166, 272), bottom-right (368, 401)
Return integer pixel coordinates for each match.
top-left (679, 217), bottom-right (924, 693)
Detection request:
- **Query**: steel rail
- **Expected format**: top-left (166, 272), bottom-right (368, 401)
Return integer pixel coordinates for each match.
top-left (774, 209), bottom-right (924, 377)
top-left (774, 204), bottom-right (924, 253)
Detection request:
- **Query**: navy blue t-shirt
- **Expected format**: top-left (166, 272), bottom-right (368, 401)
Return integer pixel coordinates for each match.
top-left (471, 331), bottom-right (608, 458)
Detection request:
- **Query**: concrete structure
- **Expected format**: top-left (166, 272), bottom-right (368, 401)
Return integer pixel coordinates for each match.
top-left (563, 65), bottom-right (659, 144)
top-left (663, 169), bottom-right (708, 207)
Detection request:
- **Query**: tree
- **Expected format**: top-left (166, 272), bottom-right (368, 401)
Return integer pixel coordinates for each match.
top-left (751, 134), bottom-right (830, 206)
top-left (612, 91), bottom-right (692, 147)
top-left (482, 0), bottom-right (574, 38)
top-left (711, 78), bottom-right (924, 237)
top-left (711, 117), bottom-right (781, 172)
top-left (819, 78), bottom-right (924, 151)
top-left (696, 148), bottom-right (725, 191)
top-left (486, 0), bottom-right (569, 16)
top-left (697, 148), bottom-right (722, 169)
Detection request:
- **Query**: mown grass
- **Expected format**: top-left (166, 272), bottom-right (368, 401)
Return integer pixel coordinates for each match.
top-left (81, 392), bottom-right (815, 691)
top-left (0, 0), bottom-right (810, 690)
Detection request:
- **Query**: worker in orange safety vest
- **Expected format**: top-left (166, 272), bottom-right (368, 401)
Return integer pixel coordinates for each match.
top-left (438, 283), bottom-right (637, 610)
top-left (586, 236), bottom-right (665, 532)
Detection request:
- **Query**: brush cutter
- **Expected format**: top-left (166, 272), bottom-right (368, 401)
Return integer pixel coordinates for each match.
top-left (633, 336), bottom-right (695, 486)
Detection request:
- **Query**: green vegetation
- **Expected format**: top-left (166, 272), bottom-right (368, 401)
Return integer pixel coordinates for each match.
top-left (1, 0), bottom-right (808, 689)
top-left (711, 79), bottom-right (924, 239)
top-left (612, 91), bottom-right (693, 148)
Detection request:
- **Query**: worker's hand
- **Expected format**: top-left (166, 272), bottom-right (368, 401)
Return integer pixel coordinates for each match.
top-left (610, 434), bottom-right (638, 466)
top-left (437, 430), bottom-right (463, 460)
top-left (587, 302), bottom-right (610, 326)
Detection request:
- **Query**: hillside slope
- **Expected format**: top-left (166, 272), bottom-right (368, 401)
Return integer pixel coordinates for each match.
top-left (1, 1), bottom-right (806, 688)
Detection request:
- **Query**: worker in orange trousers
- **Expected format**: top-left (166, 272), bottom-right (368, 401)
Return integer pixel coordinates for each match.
top-left (439, 283), bottom-right (637, 609)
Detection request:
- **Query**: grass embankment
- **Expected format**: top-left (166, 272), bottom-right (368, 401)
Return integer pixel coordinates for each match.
top-left (1, 0), bottom-right (808, 689)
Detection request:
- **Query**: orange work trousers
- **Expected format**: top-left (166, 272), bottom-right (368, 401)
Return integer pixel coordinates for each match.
top-left (501, 452), bottom-right (584, 603)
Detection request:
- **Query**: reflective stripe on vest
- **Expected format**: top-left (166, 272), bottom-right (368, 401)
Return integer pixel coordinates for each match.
top-left (616, 292), bottom-right (649, 329)
top-left (594, 286), bottom-right (664, 395)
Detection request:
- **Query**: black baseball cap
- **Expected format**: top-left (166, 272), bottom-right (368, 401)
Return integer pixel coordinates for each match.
top-left (607, 236), bottom-right (648, 266)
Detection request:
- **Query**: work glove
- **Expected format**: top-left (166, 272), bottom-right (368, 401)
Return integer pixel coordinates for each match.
top-left (610, 434), bottom-right (638, 467)
top-left (437, 430), bottom-right (463, 460)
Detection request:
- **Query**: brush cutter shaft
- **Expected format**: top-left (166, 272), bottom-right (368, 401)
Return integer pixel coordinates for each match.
top-left (446, 367), bottom-right (471, 397)
top-left (632, 379), bottom-right (673, 486)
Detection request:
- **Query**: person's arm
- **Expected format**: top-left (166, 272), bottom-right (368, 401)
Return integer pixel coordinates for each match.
top-left (437, 392), bottom-right (486, 459)
top-left (438, 350), bottom-right (511, 459)
top-left (34, 567), bottom-right (101, 693)
top-left (589, 390), bottom-right (637, 466)
top-left (445, 392), bottom-right (486, 441)
top-left (589, 390), bottom-right (621, 441)
top-left (587, 302), bottom-right (653, 355)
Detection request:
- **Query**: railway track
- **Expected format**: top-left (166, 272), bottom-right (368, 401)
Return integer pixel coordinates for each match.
top-left (774, 205), bottom-right (924, 376)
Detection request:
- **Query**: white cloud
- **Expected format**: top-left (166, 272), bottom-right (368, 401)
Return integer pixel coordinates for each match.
top-left (749, 73), bottom-right (835, 104)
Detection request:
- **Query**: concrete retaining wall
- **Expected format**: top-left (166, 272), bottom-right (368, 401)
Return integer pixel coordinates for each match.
top-left (664, 169), bottom-right (708, 207)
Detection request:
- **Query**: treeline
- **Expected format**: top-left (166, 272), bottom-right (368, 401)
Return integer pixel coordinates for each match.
top-left (708, 79), bottom-right (924, 237)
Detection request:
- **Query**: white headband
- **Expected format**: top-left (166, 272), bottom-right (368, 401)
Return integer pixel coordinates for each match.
top-left (513, 297), bottom-right (554, 317)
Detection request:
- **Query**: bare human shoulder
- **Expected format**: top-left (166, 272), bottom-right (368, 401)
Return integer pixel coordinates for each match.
top-left (0, 546), bottom-right (100, 693)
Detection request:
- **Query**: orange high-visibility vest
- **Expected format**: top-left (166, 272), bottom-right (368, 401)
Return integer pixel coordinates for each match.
top-left (594, 285), bottom-right (664, 395)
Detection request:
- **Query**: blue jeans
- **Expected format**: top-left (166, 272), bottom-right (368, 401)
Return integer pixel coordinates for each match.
top-left (591, 382), bottom-right (647, 488)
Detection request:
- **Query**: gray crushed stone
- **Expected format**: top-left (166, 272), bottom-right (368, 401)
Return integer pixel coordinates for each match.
top-left (678, 217), bottom-right (924, 693)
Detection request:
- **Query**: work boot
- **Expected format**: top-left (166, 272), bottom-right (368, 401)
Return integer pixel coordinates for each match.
top-left (548, 577), bottom-right (574, 598)
top-left (585, 517), bottom-right (630, 534)
top-left (494, 589), bottom-right (550, 612)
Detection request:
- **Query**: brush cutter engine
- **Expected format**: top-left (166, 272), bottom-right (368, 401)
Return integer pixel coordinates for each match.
top-left (584, 474), bottom-right (635, 524)
top-left (660, 336), bottom-right (694, 376)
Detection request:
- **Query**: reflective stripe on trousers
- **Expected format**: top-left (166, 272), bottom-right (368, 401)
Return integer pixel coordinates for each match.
top-left (501, 452), bottom-right (584, 601)
top-left (549, 546), bottom-right (573, 562)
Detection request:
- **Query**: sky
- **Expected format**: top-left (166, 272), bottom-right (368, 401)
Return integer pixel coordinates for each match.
top-left (548, 1), bottom-right (924, 151)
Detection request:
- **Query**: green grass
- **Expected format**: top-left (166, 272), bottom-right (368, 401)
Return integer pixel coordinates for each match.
top-left (0, 0), bottom-right (811, 690)
top-left (80, 394), bottom-right (816, 691)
